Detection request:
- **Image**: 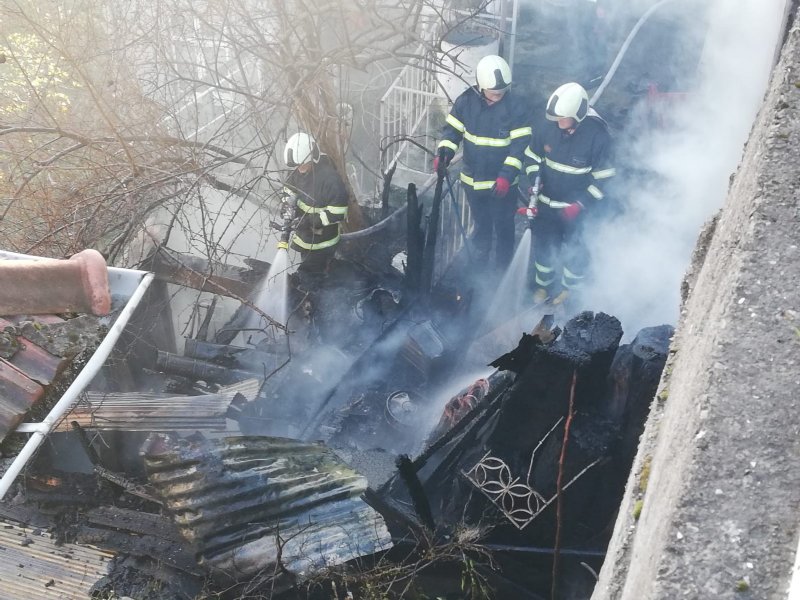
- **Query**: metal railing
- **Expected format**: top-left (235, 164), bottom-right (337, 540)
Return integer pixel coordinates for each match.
top-left (379, 44), bottom-right (443, 179)
top-left (377, 0), bottom-right (520, 282)
top-left (433, 169), bottom-right (472, 282)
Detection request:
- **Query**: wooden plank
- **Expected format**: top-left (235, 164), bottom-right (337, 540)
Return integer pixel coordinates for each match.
top-left (74, 526), bottom-right (199, 574)
top-left (85, 506), bottom-right (184, 541)
top-left (147, 248), bottom-right (266, 299)
top-left (0, 520), bottom-right (113, 600)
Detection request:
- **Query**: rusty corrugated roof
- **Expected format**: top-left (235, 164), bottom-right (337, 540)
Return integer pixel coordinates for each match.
top-left (0, 519), bottom-right (113, 599)
top-left (53, 378), bottom-right (260, 433)
top-left (143, 435), bottom-right (392, 588)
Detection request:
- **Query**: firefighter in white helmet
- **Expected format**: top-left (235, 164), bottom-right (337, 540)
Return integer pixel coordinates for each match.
top-left (524, 82), bottom-right (615, 305)
top-left (281, 132), bottom-right (349, 273)
top-left (436, 54), bottom-right (532, 270)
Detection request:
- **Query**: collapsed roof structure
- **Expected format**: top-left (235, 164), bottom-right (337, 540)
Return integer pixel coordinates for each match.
top-left (0, 247), bottom-right (670, 598)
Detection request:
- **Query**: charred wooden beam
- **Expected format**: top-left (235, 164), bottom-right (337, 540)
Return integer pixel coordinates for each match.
top-left (93, 466), bottom-right (161, 505)
top-left (406, 183), bottom-right (423, 292)
top-left (184, 337), bottom-right (282, 361)
top-left (71, 420), bottom-right (162, 504)
top-left (74, 526), bottom-right (197, 574)
top-left (156, 351), bottom-right (259, 384)
top-left (381, 162), bottom-right (397, 219)
top-left (194, 296), bottom-right (217, 342)
top-left (146, 247), bottom-right (268, 299)
top-left (421, 173), bottom-right (444, 296)
top-left (396, 454), bottom-right (435, 531)
top-left (86, 506), bottom-right (184, 541)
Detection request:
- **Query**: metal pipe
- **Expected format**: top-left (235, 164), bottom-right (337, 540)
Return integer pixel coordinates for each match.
top-left (0, 271), bottom-right (154, 500)
top-left (590, 0), bottom-right (677, 105)
top-left (508, 0), bottom-right (520, 70)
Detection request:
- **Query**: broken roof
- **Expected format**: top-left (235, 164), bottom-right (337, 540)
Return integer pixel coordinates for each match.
top-left (0, 250), bottom-right (153, 499)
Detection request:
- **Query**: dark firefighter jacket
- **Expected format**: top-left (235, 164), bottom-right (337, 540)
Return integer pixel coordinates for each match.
top-left (437, 86), bottom-right (531, 191)
top-left (284, 154), bottom-right (349, 252)
top-left (524, 114), bottom-right (615, 209)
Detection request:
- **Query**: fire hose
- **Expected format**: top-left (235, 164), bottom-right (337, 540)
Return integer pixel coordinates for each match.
top-left (340, 153), bottom-right (466, 241)
top-left (590, 0), bottom-right (677, 105)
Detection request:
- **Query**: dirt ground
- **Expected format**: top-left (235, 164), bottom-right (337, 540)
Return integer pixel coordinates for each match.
top-left (592, 6), bottom-right (800, 600)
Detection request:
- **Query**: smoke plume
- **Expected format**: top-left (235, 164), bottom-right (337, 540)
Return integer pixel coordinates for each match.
top-left (580, 0), bottom-right (788, 339)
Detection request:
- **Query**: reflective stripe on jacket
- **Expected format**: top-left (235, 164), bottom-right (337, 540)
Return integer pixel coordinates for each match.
top-left (524, 115), bottom-right (615, 208)
top-left (437, 86), bottom-right (531, 189)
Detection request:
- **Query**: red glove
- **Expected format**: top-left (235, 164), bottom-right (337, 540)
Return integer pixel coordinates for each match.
top-left (433, 151), bottom-right (451, 174)
top-left (493, 176), bottom-right (510, 197)
top-left (516, 206), bottom-right (537, 218)
top-left (561, 202), bottom-right (584, 221)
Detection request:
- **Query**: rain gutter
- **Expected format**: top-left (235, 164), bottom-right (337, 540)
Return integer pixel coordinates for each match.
top-left (0, 252), bottom-right (153, 499)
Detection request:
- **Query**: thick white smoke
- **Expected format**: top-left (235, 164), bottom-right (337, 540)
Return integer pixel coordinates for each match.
top-left (581, 0), bottom-right (788, 339)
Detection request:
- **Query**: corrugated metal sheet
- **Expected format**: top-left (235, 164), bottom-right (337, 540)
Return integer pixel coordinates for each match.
top-left (143, 435), bottom-right (392, 587)
top-left (53, 378), bottom-right (260, 432)
top-left (0, 519), bottom-right (113, 599)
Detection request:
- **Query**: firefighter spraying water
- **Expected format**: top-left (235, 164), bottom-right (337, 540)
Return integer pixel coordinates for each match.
top-left (524, 82), bottom-right (616, 307)
top-left (242, 132), bottom-right (351, 345)
top-left (281, 132), bottom-right (349, 275)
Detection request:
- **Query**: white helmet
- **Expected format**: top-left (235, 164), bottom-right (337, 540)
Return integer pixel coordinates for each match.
top-left (476, 55), bottom-right (512, 92)
top-left (546, 82), bottom-right (589, 123)
top-left (283, 132), bottom-right (320, 168)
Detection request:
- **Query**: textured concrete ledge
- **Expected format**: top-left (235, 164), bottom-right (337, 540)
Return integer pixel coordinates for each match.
top-left (593, 9), bottom-right (800, 600)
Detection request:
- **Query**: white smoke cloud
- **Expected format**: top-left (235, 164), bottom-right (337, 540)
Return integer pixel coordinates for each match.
top-left (580, 0), bottom-right (788, 339)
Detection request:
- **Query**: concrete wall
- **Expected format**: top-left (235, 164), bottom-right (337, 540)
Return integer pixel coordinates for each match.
top-left (593, 6), bottom-right (800, 600)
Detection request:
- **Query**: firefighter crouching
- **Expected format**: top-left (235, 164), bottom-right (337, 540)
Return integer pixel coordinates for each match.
top-left (282, 132), bottom-right (349, 273)
top-left (524, 82), bottom-right (615, 305)
top-left (436, 55), bottom-right (531, 270)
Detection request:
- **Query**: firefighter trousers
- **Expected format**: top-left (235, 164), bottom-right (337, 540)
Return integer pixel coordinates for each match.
top-left (465, 186), bottom-right (517, 270)
top-left (298, 245), bottom-right (337, 274)
top-left (531, 206), bottom-right (589, 292)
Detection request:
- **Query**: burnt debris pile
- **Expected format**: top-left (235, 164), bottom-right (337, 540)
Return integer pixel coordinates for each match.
top-left (0, 245), bottom-right (674, 599)
top-left (377, 312), bottom-right (672, 594)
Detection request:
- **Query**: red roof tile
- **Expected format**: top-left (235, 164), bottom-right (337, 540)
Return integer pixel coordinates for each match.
top-left (0, 318), bottom-right (67, 385)
top-left (0, 359), bottom-right (44, 436)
